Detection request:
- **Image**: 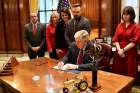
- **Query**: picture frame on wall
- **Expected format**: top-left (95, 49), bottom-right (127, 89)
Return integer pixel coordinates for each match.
top-left (95, 38), bottom-right (104, 43)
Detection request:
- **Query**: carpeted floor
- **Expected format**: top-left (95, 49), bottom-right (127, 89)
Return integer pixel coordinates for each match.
top-left (0, 53), bottom-right (140, 93)
top-left (132, 86), bottom-right (140, 93)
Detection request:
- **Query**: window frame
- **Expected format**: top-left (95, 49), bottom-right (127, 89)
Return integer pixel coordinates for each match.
top-left (38, 0), bottom-right (58, 24)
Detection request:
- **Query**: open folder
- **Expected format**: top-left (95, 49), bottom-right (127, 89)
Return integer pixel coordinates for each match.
top-left (52, 66), bottom-right (81, 74)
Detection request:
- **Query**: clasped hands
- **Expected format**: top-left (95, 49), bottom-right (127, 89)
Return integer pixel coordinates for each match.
top-left (117, 48), bottom-right (125, 58)
top-left (32, 46), bottom-right (40, 52)
top-left (57, 62), bottom-right (78, 70)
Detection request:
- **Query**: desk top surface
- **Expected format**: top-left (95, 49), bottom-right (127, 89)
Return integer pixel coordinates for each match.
top-left (0, 57), bottom-right (134, 93)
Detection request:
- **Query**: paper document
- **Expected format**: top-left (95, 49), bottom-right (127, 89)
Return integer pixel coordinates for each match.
top-left (52, 65), bottom-right (80, 74)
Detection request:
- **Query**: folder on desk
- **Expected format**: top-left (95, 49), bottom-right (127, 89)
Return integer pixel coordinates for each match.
top-left (52, 66), bottom-right (81, 74)
top-left (64, 69), bottom-right (81, 74)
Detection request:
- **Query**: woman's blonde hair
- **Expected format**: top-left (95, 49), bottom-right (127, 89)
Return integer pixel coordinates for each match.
top-left (49, 11), bottom-right (59, 23)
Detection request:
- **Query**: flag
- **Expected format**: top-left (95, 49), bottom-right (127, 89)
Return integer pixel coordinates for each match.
top-left (57, 0), bottom-right (71, 13)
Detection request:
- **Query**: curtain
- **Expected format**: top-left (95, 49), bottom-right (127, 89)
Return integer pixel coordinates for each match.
top-left (29, 0), bottom-right (38, 13)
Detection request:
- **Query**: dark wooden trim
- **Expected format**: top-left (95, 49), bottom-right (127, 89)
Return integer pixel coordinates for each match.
top-left (0, 0), bottom-right (5, 51)
top-left (2, 0), bottom-right (8, 52)
top-left (111, 0), bottom-right (121, 36)
top-left (98, 0), bottom-right (102, 38)
top-left (17, 0), bottom-right (23, 52)
top-left (19, 0), bottom-right (30, 52)
top-left (0, 51), bottom-right (23, 54)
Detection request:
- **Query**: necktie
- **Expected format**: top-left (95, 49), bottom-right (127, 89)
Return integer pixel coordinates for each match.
top-left (33, 24), bottom-right (37, 34)
top-left (77, 49), bottom-right (83, 64)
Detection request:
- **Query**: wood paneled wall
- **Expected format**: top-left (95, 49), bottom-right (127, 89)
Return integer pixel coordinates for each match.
top-left (19, 0), bottom-right (30, 52)
top-left (0, 0), bottom-right (6, 52)
top-left (0, 0), bottom-right (30, 53)
top-left (4, 0), bottom-right (21, 52)
top-left (111, 0), bottom-right (121, 36)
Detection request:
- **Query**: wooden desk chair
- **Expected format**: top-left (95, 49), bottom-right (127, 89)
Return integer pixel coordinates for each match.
top-left (98, 43), bottom-right (113, 71)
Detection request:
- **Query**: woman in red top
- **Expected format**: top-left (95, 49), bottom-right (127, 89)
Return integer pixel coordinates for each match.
top-left (46, 12), bottom-right (59, 59)
top-left (112, 6), bottom-right (140, 79)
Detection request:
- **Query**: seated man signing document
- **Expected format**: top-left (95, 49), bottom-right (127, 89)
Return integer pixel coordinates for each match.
top-left (58, 30), bottom-right (99, 70)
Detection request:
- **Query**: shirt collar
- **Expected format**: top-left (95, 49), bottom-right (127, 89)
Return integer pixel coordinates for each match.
top-left (32, 22), bottom-right (38, 26)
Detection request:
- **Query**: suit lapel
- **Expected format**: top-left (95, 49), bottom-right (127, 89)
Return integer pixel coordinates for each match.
top-left (29, 23), bottom-right (33, 32)
top-left (85, 41), bottom-right (92, 50)
top-left (83, 42), bottom-right (92, 59)
top-left (29, 23), bottom-right (36, 36)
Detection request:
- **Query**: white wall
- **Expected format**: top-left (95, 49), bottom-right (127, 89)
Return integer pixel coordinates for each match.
top-left (121, 0), bottom-right (139, 23)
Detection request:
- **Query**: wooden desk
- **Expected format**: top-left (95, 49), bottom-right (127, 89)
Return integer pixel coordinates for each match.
top-left (0, 57), bottom-right (134, 93)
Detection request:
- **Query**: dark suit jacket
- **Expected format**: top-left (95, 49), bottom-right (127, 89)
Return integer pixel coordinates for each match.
top-left (61, 41), bottom-right (93, 64)
top-left (65, 16), bottom-right (91, 45)
top-left (55, 20), bottom-right (68, 49)
top-left (78, 57), bottom-right (103, 71)
top-left (24, 23), bottom-right (45, 49)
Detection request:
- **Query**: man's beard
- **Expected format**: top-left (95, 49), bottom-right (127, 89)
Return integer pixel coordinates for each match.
top-left (74, 15), bottom-right (81, 20)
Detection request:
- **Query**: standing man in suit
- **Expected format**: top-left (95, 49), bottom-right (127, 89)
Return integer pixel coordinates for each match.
top-left (58, 30), bottom-right (94, 69)
top-left (24, 13), bottom-right (45, 59)
top-left (65, 3), bottom-right (91, 45)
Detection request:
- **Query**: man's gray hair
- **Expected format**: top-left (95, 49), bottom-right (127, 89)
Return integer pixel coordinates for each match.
top-left (74, 30), bottom-right (89, 39)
